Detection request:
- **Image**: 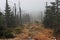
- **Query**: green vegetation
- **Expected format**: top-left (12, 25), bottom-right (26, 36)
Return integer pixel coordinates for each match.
top-left (4, 30), bottom-right (14, 38)
top-left (43, 1), bottom-right (60, 36)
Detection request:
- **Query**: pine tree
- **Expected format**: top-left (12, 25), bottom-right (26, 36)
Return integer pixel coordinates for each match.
top-left (43, 0), bottom-right (60, 32)
top-left (0, 12), bottom-right (3, 27)
top-left (5, 0), bottom-right (16, 27)
top-left (43, 2), bottom-right (52, 28)
top-left (14, 3), bottom-right (17, 26)
top-left (0, 11), bottom-right (5, 36)
top-left (5, 0), bottom-right (11, 27)
top-left (43, 2), bottom-right (56, 29)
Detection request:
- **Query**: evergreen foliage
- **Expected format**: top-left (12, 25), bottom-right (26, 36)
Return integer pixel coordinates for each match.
top-left (43, 1), bottom-right (60, 35)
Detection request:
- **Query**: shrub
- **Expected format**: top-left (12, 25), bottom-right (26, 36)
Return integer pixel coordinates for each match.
top-left (5, 31), bottom-right (14, 38)
top-left (15, 29), bottom-right (22, 34)
top-left (0, 32), bottom-right (3, 37)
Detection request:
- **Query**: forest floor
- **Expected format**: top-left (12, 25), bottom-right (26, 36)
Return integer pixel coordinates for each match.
top-left (0, 23), bottom-right (56, 40)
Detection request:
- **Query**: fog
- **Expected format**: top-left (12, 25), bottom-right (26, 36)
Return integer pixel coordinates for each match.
top-left (0, 0), bottom-right (55, 12)
top-left (0, 0), bottom-right (55, 22)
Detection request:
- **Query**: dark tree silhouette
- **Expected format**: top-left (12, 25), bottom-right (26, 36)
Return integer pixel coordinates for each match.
top-left (5, 0), bottom-right (11, 27)
top-left (43, 0), bottom-right (60, 36)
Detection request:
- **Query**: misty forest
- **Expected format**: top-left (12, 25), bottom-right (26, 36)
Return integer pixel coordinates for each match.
top-left (0, 0), bottom-right (60, 40)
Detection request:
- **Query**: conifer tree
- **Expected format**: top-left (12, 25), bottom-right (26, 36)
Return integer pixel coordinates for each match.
top-left (5, 0), bottom-right (11, 27)
top-left (43, 0), bottom-right (60, 30)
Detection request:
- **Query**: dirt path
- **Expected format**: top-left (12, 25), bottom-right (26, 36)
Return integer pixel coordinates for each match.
top-left (0, 23), bottom-right (55, 40)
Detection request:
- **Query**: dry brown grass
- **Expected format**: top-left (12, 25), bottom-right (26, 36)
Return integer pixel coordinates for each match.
top-left (16, 23), bottom-right (54, 40)
top-left (0, 23), bottom-right (54, 40)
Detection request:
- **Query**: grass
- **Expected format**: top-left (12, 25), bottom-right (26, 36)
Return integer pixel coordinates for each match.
top-left (0, 23), bottom-right (54, 40)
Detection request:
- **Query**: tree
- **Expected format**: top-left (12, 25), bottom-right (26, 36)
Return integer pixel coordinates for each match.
top-left (43, 5), bottom-right (53, 28)
top-left (19, 1), bottom-right (22, 26)
top-left (0, 12), bottom-right (3, 27)
top-left (43, 2), bottom-right (57, 29)
top-left (5, 0), bottom-right (11, 27)
top-left (43, 1), bottom-right (60, 36)
top-left (14, 3), bottom-right (17, 26)
top-left (0, 12), bottom-right (6, 37)
top-left (5, 0), bottom-right (16, 27)
top-left (10, 11), bottom-right (16, 27)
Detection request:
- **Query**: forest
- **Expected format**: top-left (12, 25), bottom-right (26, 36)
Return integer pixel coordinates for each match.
top-left (0, 0), bottom-right (60, 40)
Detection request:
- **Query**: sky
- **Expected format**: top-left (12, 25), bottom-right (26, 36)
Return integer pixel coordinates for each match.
top-left (0, 0), bottom-right (55, 12)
